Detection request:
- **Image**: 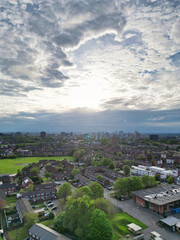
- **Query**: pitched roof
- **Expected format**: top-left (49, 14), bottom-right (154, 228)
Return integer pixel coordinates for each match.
top-left (0, 190), bottom-right (6, 201)
top-left (16, 198), bottom-right (34, 215)
top-left (29, 223), bottom-right (70, 240)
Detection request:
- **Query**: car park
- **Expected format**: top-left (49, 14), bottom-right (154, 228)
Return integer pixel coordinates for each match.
top-left (47, 203), bottom-right (54, 207)
top-left (51, 206), bottom-right (57, 211)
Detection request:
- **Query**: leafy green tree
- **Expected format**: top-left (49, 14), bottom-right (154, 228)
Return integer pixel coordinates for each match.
top-left (63, 196), bottom-right (95, 239)
top-left (167, 176), bottom-right (174, 184)
top-left (123, 165), bottom-right (130, 175)
top-left (141, 175), bottom-right (157, 188)
top-left (114, 177), bottom-right (130, 196)
top-left (80, 186), bottom-right (93, 198)
top-left (94, 198), bottom-right (116, 219)
top-left (109, 161), bottom-right (115, 169)
top-left (73, 149), bottom-right (86, 162)
top-left (129, 176), bottom-right (142, 191)
top-left (45, 171), bottom-right (51, 178)
top-left (91, 160), bottom-right (96, 166)
top-left (97, 175), bottom-right (103, 181)
top-left (89, 182), bottom-right (104, 199)
top-left (30, 166), bottom-right (39, 174)
top-left (54, 211), bottom-right (66, 233)
top-left (24, 212), bottom-right (38, 230)
top-left (71, 167), bottom-right (80, 177)
top-left (117, 152), bottom-right (122, 157)
top-left (57, 182), bottom-right (72, 201)
top-left (87, 209), bottom-right (113, 240)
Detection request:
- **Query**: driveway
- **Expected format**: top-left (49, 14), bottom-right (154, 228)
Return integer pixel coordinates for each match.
top-left (104, 189), bottom-right (180, 240)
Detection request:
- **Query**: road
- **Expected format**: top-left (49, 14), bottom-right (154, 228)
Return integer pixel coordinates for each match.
top-left (104, 189), bottom-right (180, 240)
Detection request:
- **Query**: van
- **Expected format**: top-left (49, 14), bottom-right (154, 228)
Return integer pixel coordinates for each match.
top-left (150, 231), bottom-right (163, 240)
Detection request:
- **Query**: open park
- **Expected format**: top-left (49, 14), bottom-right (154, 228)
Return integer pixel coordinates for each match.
top-left (0, 156), bottom-right (73, 174)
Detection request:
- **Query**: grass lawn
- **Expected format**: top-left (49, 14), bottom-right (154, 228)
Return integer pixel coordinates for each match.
top-left (6, 195), bottom-right (17, 207)
top-left (112, 212), bottom-right (147, 237)
top-left (41, 219), bottom-right (54, 228)
top-left (8, 226), bottom-right (28, 240)
top-left (0, 156), bottom-right (73, 174)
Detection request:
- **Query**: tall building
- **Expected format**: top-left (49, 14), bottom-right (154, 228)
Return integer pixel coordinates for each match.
top-left (150, 134), bottom-right (159, 141)
top-left (135, 131), bottom-right (141, 141)
top-left (40, 131), bottom-right (46, 138)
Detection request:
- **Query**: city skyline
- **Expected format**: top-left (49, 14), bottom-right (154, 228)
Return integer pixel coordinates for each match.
top-left (1, 0), bottom-right (180, 132)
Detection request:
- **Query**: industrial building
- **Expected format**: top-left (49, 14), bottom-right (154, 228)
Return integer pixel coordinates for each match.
top-left (132, 184), bottom-right (180, 215)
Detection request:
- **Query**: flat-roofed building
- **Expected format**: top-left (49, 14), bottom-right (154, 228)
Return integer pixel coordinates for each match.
top-left (132, 184), bottom-right (180, 215)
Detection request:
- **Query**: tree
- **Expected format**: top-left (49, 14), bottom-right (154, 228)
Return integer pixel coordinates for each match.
top-left (167, 176), bottom-right (174, 184)
top-left (91, 160), bottom-right (96, 166)
top-left (73, 149), bottom-right (86, 162)
top-left (109, 161), bottom-right (115, 169)
top-left (54, 211), bottom-right (66, 233)
top-left (24, 212), bottom-right (38, 230)
top-left (63, 196), bottom-right (95, 239)
top-left (71, 167), bottom-right (80, 177)
top-left (89, 182), bottom-right (104, 199)
top-left (97, 175), bottom-right (103, 181)
top-left (30, 166), bottom-right (39, 174)
top-left (129, 176), bottom-right (142, 192)
top-left (45, 171), bottom-right (51, 178)
top-left (94, 198), bottom-right (116, 219)
top-left (80, 186), bottom-right (93, 198)
top-left (141, 175), bottom-right (157, 188)
top-left (123, 165), bottom-right (130, 175)
top-left (87, 209), bottom-right (113, 240)
top-left (57, 182), bottom-right (72, 201)
top-left (114, 177), bottom-right (130, 196)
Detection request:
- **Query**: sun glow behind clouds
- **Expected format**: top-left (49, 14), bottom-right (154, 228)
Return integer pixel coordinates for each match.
top-left (67, 83), bottom-right (107, 110)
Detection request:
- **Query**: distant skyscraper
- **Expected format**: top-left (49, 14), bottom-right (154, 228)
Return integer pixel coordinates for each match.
top-left (40, 131), bottom-right (46, 138)
top-left (149, 134), bottom-right (159, 141)
top-left (135, 131), bottom-right (141, 141)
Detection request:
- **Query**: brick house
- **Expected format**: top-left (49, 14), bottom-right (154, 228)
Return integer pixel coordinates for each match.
top-left (22, 177), bottom-right (33, 188)
top-left (22, 187), bottom-right (57, 203)
top-left (0, 183), bottom-right (17, 195)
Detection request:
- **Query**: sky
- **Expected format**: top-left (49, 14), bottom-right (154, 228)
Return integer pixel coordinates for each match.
top-left (0, 0), bottom-right (180, 133)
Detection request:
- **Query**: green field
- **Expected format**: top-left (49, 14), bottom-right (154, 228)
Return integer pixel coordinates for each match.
top-left (0, 156), bottom-right (73, 174)
top-left (112, 212), bottom-right (147, 237)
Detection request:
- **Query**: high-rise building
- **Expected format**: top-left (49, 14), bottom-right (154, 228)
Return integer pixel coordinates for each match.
top-left (40, 131), bottom-right (46, 138)
top-left (149, 134), bottom-right (159, 141)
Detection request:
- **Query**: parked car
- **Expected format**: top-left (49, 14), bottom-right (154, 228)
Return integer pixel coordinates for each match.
top-left (47, 203), bottom-right (54, 207)
top-left (51, 206), bottom-right (57, 211)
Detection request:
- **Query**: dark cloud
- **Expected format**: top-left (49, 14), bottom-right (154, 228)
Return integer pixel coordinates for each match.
top-left (1, 108), bottom-right (180, 133)
top-left (0, 80), bottom-right (42, 97)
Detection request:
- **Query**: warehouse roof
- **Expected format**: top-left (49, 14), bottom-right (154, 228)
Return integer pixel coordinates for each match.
top-left (132, 184), bottom-right (180, 206)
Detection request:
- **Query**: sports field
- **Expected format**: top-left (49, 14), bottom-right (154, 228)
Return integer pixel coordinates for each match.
top-left (0, 156), bottom-right (73, 174)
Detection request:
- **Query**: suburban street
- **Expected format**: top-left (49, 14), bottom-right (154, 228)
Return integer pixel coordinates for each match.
top-left (104, 189), bottom-right (180, 240)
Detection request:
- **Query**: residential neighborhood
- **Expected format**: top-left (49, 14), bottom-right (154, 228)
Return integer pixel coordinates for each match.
top-left (0, 132), bottom-right (180, 240)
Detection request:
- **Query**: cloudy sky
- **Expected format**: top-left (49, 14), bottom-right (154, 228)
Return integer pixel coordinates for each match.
top-left (0, 0), bottom-right (180, 133)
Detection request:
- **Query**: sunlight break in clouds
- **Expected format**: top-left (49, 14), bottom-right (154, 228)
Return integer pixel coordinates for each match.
top-left (0, 0), bottom-right (180, 132)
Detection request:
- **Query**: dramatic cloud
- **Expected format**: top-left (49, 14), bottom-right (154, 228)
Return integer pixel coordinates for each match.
top-left (0, 0), bottom-right (180, 132)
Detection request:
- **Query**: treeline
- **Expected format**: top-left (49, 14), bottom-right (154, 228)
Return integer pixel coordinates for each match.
top-left (114, 175), bottom-right (157, 197)
top-left (54, 182), bottom-right (115, 240)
